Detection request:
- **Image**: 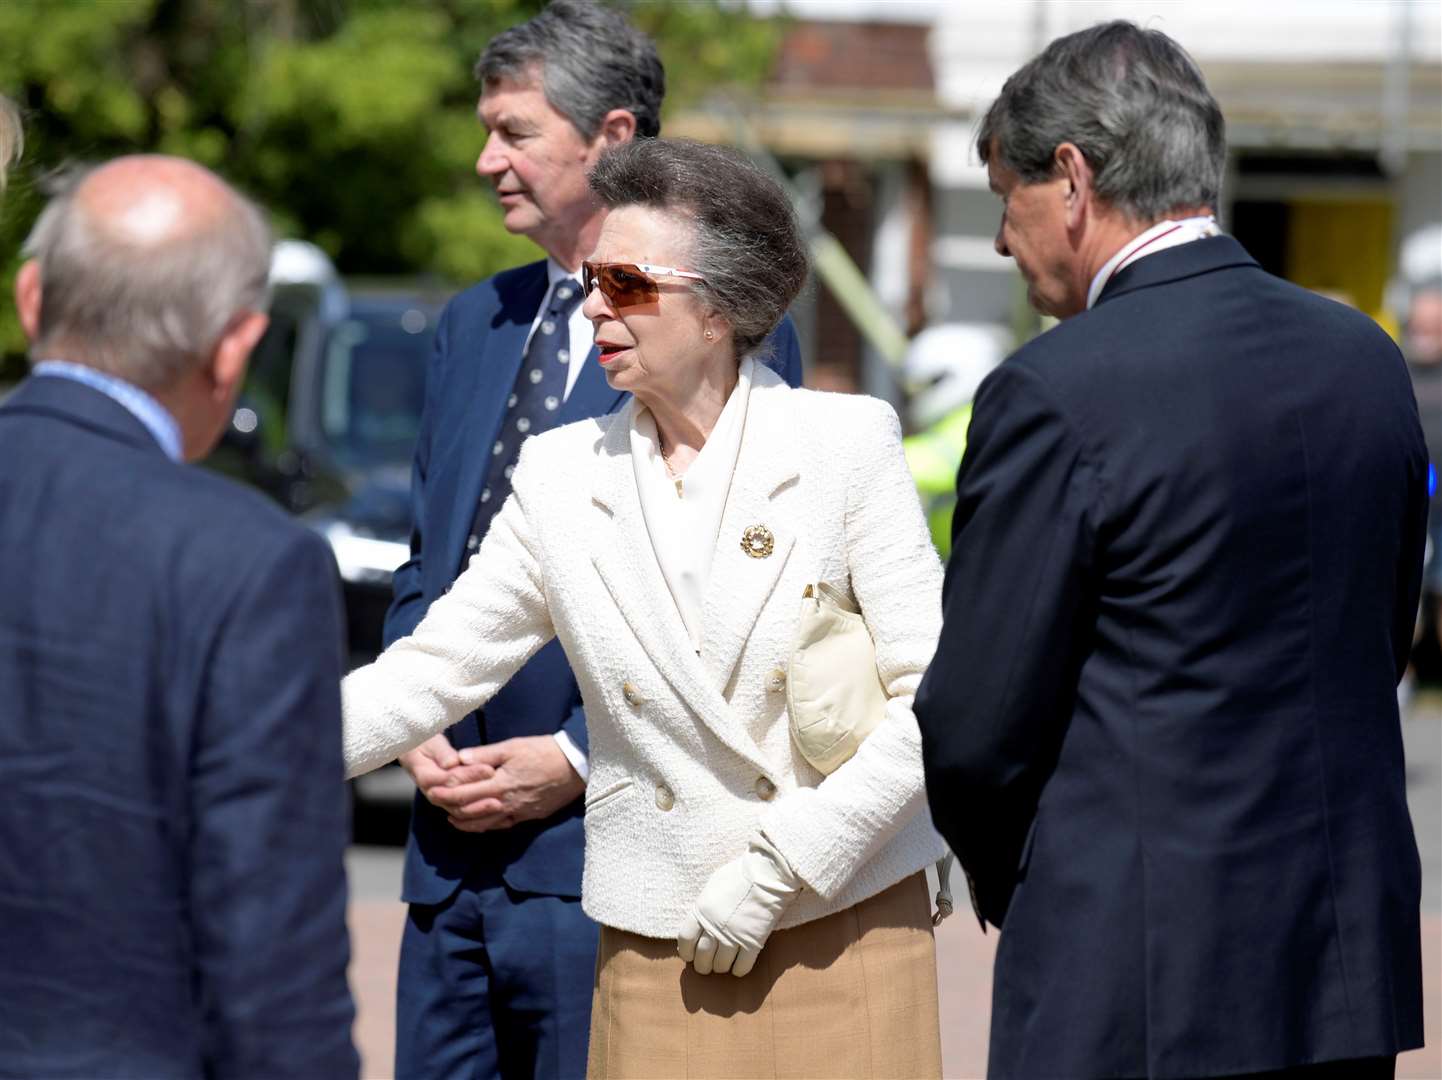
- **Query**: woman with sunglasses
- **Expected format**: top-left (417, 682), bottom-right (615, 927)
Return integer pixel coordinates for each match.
top-left (343, 137), bottom-right (946, 1078)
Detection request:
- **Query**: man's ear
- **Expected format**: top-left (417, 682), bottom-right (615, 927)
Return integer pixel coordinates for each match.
top-left (207, 311), bottom-right (269, 404)
top-left (596, 108), bottom-right (637, 150)
top-left (1054, 142), bottom-right (1093, 231)
top-left (14, 260), bottom-right (41, 342)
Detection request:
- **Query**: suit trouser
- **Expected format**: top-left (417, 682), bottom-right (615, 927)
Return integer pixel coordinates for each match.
top-left (396, 863), bottom-right (598, 1080)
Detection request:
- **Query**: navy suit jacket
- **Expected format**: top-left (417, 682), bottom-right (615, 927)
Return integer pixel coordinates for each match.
top-left (0, 376), bottom-right (357, 1079)
top-left (385, 259), bottom-right (802, 905)
top-left (916, 236), bottom-right (1428, 1079)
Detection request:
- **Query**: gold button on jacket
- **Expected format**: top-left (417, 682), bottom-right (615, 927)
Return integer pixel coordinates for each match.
top-left (755, 776), bottom-right (777, 801)
top-left (654, 783), bottom-right (675, 811)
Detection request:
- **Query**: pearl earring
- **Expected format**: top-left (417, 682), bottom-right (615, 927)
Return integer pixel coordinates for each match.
top-left (704, 329), bottom-right (714, 340)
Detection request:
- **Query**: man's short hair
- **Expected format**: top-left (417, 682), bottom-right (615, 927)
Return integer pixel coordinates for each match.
top-left (977, 21), bottom-right (1226, 222)
top-left (476, 0), bottom-right (664, 140)
top-left (0, 95), bottom-right (22, 195)
top-left (22, 163), bottom-right (272, 389)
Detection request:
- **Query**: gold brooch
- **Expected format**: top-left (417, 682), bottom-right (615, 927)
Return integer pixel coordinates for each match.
top-left (741, 524), bottom-right (774, 559)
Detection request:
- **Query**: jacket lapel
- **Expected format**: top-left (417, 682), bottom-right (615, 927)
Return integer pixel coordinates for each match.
top-left (447, 265), bottom-right (548, 574)
top-left (589, 401), bottom-right (774, 774)
top-left (697, 368), bottom-right (799, 693)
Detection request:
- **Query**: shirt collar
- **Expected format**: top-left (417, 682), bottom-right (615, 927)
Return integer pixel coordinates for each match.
top-left (681, 356), bottom-right (753, 503)
top-left (1086, 215), bottom-right (1220, 310)
top-left (31, 360), bottom-right (184, 462)
top-left (545, 256), bottom-right (582, 294)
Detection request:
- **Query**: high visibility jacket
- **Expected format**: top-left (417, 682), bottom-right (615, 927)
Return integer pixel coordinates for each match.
top-left (903, 404), bottom-right (973, 558)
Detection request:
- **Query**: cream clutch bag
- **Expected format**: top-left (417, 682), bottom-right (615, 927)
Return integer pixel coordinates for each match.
top-left (786, 581), bottom-right (887, 775)
top-left (787, 581), bottom-right (956, 923)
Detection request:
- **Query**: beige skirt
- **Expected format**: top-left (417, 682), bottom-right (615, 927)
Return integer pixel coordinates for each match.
top-left (586, 873), bottom-right (942, 1080)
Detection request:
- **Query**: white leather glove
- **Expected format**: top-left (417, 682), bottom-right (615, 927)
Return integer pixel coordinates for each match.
top-left (677, 833), bottom-right (802, 977)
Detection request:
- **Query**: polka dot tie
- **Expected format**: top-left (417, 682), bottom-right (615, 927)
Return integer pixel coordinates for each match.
top-left (467, 278), bottom-right (582, 551)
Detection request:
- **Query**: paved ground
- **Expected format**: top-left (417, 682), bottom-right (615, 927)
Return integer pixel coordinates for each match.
top-left (346, 704), bottom-right (1442, 1079)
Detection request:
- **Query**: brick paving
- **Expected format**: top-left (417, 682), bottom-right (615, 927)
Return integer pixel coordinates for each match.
top-left (347, 708), bottom-right (1442, 1078)
top-left (347, 900), bottom-right (404, 1079)
top-left (345, 901), bottom-right (1439, 1078)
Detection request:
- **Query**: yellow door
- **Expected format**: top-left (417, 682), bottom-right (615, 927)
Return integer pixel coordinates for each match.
top-left (1285, 198), bottom-right (1396, 333)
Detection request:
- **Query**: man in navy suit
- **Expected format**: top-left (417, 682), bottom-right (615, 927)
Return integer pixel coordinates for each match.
top-left (0, 157), bottom-right (357, 1078)
top-left (916, 22), bottom-right (1427, 1080)
top-left (384, 4), bottom-right (802, 1078)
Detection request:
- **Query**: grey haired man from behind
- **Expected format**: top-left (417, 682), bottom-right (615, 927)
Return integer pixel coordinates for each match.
top-left (917, 20), bottom-right (1426, 1080)
top-left (0, 156), bottom-right (357, 1078)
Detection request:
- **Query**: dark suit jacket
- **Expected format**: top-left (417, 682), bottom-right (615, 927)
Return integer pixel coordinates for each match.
top-left (916, 236), bottom-right (1428, 1079)
top-left (385, 259), bottom-right (803, 905)
top-left (0, 375), bottom-right (357, 1079)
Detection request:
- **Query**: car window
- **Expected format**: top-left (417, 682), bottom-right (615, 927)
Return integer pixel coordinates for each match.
top-left (319, 308), bottom-right (430, 470)
top-left (241, 287), bottom-right (314, 452)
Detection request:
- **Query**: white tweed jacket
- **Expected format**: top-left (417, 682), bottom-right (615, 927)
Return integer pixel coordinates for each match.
top-left (342, 363), bottom-right (946, 937)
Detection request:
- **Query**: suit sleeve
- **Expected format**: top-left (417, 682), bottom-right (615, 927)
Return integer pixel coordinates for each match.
top-left (382, 302), bottom-right (452, 647)
top-left (559, 699), bottom-right (589, 755)
top-left (760, 399), bottom-right (945, 898)
top-left (1394, 367), bottom-right (1431, 683)
top-left (762, 314), bottom-right (805, 389)
top-left (1397, 489), bottom-right (1429, 682)
top-left (192, 531), bottom-right (357, 1079)
top-left (343, 440), bottom-right (557, 776)
top-left (914, 362), bottom-right (1100, 927)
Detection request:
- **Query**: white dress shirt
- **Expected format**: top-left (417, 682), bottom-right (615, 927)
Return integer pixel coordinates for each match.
top-left (629, 358), bottom-right (754, 652)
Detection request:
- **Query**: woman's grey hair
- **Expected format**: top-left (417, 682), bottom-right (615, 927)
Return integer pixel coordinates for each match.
top-left (0, 95), bottom-right (21, 195)
top-left (477, 0), bottom-right (664, 140)
top-left (977, 21), bottom-right (1226, 222)
top-left (22, 164), bottom-right (273, 389)
top-left (588, 138), bottom-right (809, 359)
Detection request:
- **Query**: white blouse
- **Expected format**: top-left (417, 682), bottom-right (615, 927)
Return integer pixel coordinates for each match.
top-left (629, 357), bottom-right (755, 651)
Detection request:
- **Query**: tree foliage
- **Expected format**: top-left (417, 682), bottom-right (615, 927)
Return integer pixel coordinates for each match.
top-left (0, 0), bottom-right (782, 377)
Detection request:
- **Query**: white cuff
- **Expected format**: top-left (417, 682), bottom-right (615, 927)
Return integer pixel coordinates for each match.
top-left (552, 730), bottom-right (589, 782)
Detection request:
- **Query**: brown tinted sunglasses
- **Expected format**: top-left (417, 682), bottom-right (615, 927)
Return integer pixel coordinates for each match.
top-left (581, 261), bottom-right (706, 310)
